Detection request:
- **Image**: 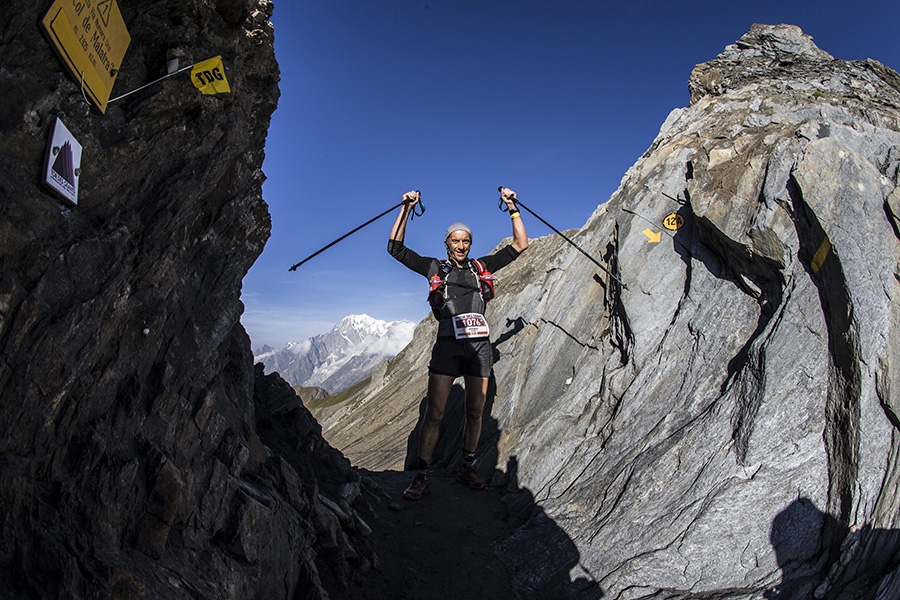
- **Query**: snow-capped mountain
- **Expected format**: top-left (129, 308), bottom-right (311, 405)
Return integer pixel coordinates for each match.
top-left (253, 314), bottom-right (416, 394)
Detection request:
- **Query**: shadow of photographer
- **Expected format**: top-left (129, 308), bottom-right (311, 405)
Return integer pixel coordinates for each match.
top-left (766, 497), bottom-right (900, 598)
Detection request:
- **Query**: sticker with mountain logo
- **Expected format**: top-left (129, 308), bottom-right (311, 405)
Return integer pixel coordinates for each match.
top-left (42, 116), bottom-right (82, 205)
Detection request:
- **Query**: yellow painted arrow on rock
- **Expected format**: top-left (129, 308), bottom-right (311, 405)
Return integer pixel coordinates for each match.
top-left (643, 228), bottom-right (661, 243)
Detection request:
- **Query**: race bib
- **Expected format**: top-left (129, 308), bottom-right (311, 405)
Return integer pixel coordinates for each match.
top-left (453, 313), bottom-right (490, 339)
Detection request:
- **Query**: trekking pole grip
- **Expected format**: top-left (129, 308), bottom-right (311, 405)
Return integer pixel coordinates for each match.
top-left (402, 190), bottom-right (425, 219)
top-left (497, 186), bottom-right (517, 212)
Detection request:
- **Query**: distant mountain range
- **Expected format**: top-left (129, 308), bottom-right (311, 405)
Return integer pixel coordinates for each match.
top-left (253, 314), bottom-right (416, 394)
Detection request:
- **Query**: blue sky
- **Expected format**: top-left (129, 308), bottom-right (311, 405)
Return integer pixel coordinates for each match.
top-left (240, 0), bottom-right (900, 349)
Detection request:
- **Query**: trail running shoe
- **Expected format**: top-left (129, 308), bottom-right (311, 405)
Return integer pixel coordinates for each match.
top-left (403, 472), bottom-right (430, 501)
top-left (457, 464), bottom-right (487, 490)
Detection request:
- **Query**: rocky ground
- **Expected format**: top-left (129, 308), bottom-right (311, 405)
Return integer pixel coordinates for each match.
top-left (344, 467), bottom-right (528, 600)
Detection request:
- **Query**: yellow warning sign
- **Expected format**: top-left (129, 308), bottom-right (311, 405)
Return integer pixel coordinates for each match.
top-left (41, 0), bottom-right (131, 113)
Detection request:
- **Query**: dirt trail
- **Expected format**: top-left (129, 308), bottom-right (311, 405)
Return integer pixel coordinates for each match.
top-left (342, 467), bottom-right (529, 600)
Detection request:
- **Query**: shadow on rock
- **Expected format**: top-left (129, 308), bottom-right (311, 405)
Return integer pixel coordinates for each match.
top-left (493, 457), bottom-right (604, 600)
top-left (765, 497), bottom-right (900, 599)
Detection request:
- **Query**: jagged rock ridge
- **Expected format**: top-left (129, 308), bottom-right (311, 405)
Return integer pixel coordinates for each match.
top-left (317, 24), bottom-right (900, 599)
top-left (0, 1), bottom-right (377, 598)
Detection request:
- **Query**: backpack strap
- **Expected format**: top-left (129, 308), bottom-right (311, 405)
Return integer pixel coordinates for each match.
top-left (427, 259), bottom-right (453, 313)
top-left (469, 259), bottom-right (495, 302)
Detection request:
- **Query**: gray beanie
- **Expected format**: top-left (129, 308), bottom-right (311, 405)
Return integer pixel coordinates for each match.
top-left (444, 222), bottom-right (472, 241)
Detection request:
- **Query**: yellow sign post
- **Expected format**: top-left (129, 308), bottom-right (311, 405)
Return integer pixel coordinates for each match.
top-left (41, 0), bottom-right (131, 113)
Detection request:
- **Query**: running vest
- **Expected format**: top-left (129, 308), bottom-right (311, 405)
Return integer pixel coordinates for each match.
top-left (427, 259), bottom-right (494, 319)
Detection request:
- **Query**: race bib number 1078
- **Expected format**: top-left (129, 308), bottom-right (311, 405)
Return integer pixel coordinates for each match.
top-left (453, 313), bottom-right (490, 339)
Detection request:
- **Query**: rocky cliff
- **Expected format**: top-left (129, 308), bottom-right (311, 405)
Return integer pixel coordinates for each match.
top-left (0, 2), bottom-right (376, 598)
top-left (318, 25), bottom-right (900, 599)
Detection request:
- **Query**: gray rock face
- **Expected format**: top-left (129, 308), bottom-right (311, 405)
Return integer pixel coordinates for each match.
top-left (0, 2), bottom-right (374, 598)
top-left (320, 24), bottom-right (900, 598)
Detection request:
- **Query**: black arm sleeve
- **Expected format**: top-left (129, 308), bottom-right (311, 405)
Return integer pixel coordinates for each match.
top-left (388, 239), bottom-right (435, 278)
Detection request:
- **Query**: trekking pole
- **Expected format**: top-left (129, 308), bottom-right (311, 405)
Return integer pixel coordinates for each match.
top-left (289, 195), bottom-right (424, 271)
top-left (498, 187), bottom-right (625, 288)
